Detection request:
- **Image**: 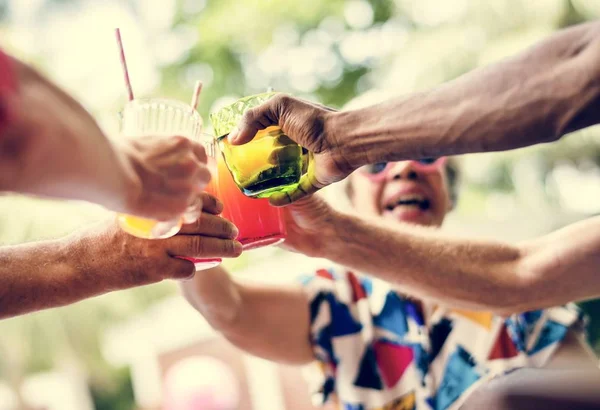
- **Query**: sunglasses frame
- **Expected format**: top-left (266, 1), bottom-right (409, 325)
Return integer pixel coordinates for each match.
top-left (358, 157), bottom-right (448, 182)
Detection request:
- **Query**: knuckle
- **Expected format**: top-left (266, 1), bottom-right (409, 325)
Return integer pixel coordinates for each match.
top-left (224, 240), bottom-right (235, 255)
top-left (191, 235), bottom-right (205, 255)
top-left (274, 93), bottom-right (290, 107)
top-left (179, 157), bottom-right (199, 176)
top-left (202, 192), bottom-right (218, 209)
top-left (196, 165), bottom-right (212, 182)
top-left (192, 217), bottom-right (203, 232)
top-left (194, 142), bottom-right (207, 158)
top-left (244, 107), bottom-right (260, 123)
top-left (173, 135), bottom-right (192, 149)
top-left (177, 263), bottom-right (195, 279)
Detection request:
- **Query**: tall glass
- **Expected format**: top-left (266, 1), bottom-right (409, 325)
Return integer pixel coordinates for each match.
top-left (117, 98), bottom-right (203, 239)
top-left (213, 141), bottom-right (286, 250)
top-left (210, 92), bottom-right (307, 199)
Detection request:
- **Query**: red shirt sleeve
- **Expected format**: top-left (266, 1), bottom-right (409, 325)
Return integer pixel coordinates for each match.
top-left (0, 48), bottom-right (18, 135)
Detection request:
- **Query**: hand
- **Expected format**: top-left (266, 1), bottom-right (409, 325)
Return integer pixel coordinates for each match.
top-left (227, 94), bottom-right (352, 206)
top-left (0, 57), bottom-right (211, 221)
top-left (119, 135), bottom-right (211, 221)
top-left (78, 192), bottom-right (242, 289)
top-left (280, 194), bottom-right (339, 258)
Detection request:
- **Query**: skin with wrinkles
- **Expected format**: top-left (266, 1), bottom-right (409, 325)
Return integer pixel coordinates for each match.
top-left (0, 193), bottom-right (241, 320)
top-left (229, 21), bottom-right (600, 205)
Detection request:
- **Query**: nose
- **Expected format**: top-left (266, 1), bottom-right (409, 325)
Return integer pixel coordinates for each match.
top-left (387, 161), bottom-right (419, 181)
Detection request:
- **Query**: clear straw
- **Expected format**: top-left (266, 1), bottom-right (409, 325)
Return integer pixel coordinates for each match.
top-left (190, 80), bottom-right (203, 113)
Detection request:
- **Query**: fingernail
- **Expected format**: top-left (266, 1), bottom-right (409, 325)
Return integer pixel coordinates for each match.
top-left (230, 225), bottom-right (239, 239)
top-left (228, 128), bottom-right (239, 143)
top-left (233, 241), bottom-right (243, 255)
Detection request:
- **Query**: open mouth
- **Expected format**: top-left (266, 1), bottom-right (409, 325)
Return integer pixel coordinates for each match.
top-left (384, 194), bottom-right (431, 212)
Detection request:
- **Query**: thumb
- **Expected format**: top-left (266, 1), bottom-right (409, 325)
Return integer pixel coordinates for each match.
top-left (228, 98), bottom-right (281, 145)
top-left (269, 172), bottom-right (322, 206)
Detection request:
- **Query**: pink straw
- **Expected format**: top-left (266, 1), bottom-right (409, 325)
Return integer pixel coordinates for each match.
top-left (190, 80), bottom-right (203, 112)
top-left (115, 28), bottom-right (134, 101)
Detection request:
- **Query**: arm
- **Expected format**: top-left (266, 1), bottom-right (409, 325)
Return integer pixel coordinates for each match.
top-left (181, 266), bottom-right (314, 365)
top-left (0, 193), bottom-right (241, 319)
top-left (332, 21), bottom-right (600, 166)
top-left (321, 213), bottom-right (600, 314)
top-left (0, 52), bottom-right (210, 220)
top-left (282, 196), bottom-right (600, 315)
top-left (229, 22), bottom-right (600, 205)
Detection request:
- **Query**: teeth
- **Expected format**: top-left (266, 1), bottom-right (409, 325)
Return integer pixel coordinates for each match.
top-left (396, 194), bottom-right (425, 202)
top-left (384, 194), bottom-right (430, 211)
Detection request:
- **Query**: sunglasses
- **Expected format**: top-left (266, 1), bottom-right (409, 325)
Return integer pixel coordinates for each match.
top-left (358, 157), bottom-right (447, 181)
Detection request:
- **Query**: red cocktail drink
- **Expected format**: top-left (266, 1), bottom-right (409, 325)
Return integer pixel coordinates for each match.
top-left (216, 148), bottom-right (286, 250)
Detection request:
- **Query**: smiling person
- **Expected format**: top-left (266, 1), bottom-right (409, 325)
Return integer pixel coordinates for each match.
top-left (182, 156), bottom-right (595, 410)
top-left (222, 20), bottom-right (600, 314)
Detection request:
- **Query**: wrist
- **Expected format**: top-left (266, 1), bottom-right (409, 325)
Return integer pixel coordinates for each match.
top-left (101, 141), bottom-right (143, 214)
top-left (316, 210), bottom-right (353, 260)
top-left (62, 221), bottom-right (126, 293)
top-left (183, 267), bottom-right (242, 330)
top-left (324, 110), bottom-right (366, 173)
top-left (0, 50), bottom-right (18, 136)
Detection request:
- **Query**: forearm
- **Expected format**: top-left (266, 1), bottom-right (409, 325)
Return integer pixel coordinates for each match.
top-left (181, 266), bottom-right (313, 364)
top-left (180, 266), bottom-right (243, 331)
top-left (331, 21), bottom-right (600, 166)
top-left (0, 235), bottom-right (115, 319)
top-left (321, 212), bottom-right (530, 313)
top-left (322, 213), bottom-right (600, 313)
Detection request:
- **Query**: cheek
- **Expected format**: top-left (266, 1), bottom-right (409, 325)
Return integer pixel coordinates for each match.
top-left (350, 178), bottom-right (382, 215)
top-left (429, 174), bottom-right (451, 214)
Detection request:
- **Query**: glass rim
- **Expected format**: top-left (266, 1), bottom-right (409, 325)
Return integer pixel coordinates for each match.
top-left (210, 91), bottom-right (279, 115)
top-left (123, 97), bottom-right (202, 121)
top-left (209, 92), bottom-right (279, 138)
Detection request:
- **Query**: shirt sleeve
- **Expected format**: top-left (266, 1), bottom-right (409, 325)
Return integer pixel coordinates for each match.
top-left (0, 48), bottom-right (18, 136)
top-left (504, 303), bottom-right (587, 365)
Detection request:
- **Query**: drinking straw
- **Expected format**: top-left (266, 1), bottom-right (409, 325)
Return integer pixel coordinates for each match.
top-left (115, 28), bottom-right (134, 101)
top-left (190, 80), bottom-right (203, 112)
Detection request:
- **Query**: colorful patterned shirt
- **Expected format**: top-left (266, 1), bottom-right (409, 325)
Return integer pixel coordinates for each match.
top-left (300, 267), bottom-right (585, 410)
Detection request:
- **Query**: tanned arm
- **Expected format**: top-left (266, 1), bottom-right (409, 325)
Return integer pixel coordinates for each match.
top-left (181, 266), bottom-right (314, 365)
top-left (0, 194), bottom-right (241, 319)
top-left (313, 212), bottom-right (600, 315)
top-left (332, 21), bottom-right (600, 167)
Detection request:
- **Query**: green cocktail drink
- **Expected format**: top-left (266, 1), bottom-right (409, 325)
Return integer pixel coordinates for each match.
top-left (210, 92), bottom-right (306, 198)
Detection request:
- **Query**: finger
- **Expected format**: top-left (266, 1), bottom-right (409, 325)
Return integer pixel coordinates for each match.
top-left (139, 191), bottom-right (195, 220)
top-left (199, 192), bottom-right (224, 215)
top-left (179, 213), bottom-right (239, 239)
top-left (190, 140), bottom-right (208, 164)
top-left (163, 155), bottom-right (205, 179)
top-left (160, 165), bottom-right (211, 194)
top-left (158, 135), bottom-right (194, 157)
top-left (228, 98), bottom-right (281, 145)
top-left (167, 235), bottom-right (243, 258)
top-left (269, 173), bottom-right (321, 206)
top-left (190, 163), bottom-right (212, 191)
